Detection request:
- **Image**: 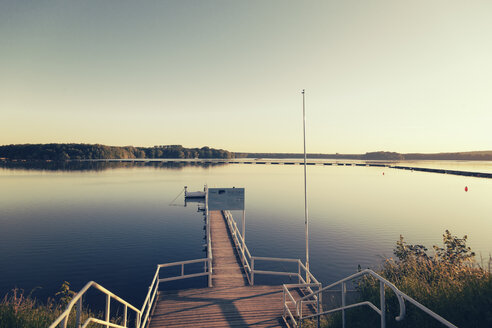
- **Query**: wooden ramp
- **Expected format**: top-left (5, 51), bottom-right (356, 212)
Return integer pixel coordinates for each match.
top-left (148, 211), bottom-right (310, 328)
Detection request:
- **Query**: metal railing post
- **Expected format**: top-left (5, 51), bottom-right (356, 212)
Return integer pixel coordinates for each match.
top-left (123, 305), bottom-right (128, 327)
top-left (75, 298), bottom-right (82, 328)
top-left (342, 282), bottom-right (346, 328)
top-left (380, 281), bottom-right (386, 328)
top-left (208, 258), bottom-right (212, 287)
top-left (283, 288), bottom-right (286, 317)
top-left (317, 292), bottom-right (320, 328)
top-left (242, 209), bottom-right (246, 268)
top-left (298, 260), bottom-right (301, 284)
top-left (251, 258), bottom-right (255, 285)
top-left (105, 294), bottom-right (110, 328)
top-left (136, 312), bottom-right (141, 328)
top-left (49, 281), bottom-right (144, 328)
top-left (181, 263), bottom-right (184, 276)
top-left (148, 292), bottom-right (151, 313)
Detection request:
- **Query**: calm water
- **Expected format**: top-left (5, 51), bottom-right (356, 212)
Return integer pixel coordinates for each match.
top-left (0, 161), bottom-right (491, 307)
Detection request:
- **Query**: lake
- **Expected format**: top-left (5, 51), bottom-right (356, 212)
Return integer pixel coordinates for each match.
top-left (0, 161), bottom-right (491, 308)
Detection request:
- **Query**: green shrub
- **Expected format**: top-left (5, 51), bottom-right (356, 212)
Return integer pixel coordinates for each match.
top-left (0, 288), bottom-right (61, 328)
top-left (0, 282), bottom-right (123, 328)
top-left (313, 231), bottom-right (491, 328)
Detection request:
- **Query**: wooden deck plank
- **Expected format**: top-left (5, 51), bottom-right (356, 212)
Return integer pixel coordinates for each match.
top-left (149, 211), bottom-right (313, 327)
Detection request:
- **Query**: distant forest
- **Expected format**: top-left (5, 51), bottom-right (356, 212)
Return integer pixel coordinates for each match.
top-left (237, 151), bottom-right (492, 161)
top-left (0, 144), bottom-right (234, 160)
top-left (1, 144), bottom-right (491, 161)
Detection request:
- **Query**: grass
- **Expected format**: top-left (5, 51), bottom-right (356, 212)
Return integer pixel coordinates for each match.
top-left (0, 288), bottom-right (60, 328)
top-left (305, 231), bottom-right (492, 328)
top-left (0, 282), bottom-right (123, 328)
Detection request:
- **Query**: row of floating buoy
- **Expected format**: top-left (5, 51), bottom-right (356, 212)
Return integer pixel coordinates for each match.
top-left (381, 172), bottom-right (470, 192)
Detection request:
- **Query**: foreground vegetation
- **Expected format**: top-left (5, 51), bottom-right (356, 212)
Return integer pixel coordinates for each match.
top-left (0, 282), bottom-right (120, 328)
top-left (0, 289), bottom-right (59, 328)
top-left (310, 231), bottom-right (491, 328)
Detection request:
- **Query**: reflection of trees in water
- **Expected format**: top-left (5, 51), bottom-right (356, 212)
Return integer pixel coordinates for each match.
top-left (0, 160), bottom-right (227, 172)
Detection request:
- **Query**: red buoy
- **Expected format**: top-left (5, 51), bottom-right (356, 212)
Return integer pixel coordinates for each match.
top-left (465, 186), bottom-right (468, 192)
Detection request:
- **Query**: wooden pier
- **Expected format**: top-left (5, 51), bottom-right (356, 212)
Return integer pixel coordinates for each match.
top-left (48, 190), bottom-right (458, 328)
top-left (148, 211), bottom-right (311, 328)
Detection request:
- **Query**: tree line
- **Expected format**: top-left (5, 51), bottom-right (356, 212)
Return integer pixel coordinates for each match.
top-left (0, 144), bottom-right (234, 160)
top-left (2, 144), bottom-right (491, 161)
top-left (237, 150), bottom-right (492, 161)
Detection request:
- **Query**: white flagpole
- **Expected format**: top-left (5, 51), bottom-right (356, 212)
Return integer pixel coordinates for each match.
top-left (302, 89), bottom-right (310, 282)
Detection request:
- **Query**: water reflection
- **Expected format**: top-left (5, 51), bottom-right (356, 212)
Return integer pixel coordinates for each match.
top-left (0, 162), bottom-right (490, 308)
top-left (0, 160), bottom-right (227, 172)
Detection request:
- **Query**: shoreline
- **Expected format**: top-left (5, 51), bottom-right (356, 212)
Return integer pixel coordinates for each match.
top-left (1, 158), bottom-right (492, 178)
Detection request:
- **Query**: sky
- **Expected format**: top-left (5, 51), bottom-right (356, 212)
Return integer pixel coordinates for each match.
top-left (1, 0), bottom-right (491, 153)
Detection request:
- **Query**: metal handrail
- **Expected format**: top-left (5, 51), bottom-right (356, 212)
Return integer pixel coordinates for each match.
top-left (140, 190), bottom-right (213, 328)
top-left (205, 185), bottom-right (213, 287)
top-left (298, 260), bottom-right (320, 285)
top-left (223, 210), bottom-right (253, 284)
top-left (283, 284), bottom-right (300, 324)
top-left (250, 257), bottom-right (319, 284)
top-left (251, 256), bottom-right (321, 295)
top-left (223, 211), bottom-right (252, 260)
top-left (52, 188), bottom-right (214, 328)
top-left (140, 266), bottom-right (160, 328)
top-left (51, 257), bottom-right (213, 328)
top-left (49, 281), bottom-right (141, 328)
top-left (286, 269), bottom-right (458, 328)
top-left (221, 212), bottom-right (321, 291)
top-left (140, 257), bottom-right (212, 328)
top-left (140, 267), bottom-right (160, 315)
top-left (81, 318), bottom-right (128, 328)
top-left (158, 258), bottom-right (211, 283)
top-left (253, 256), bottom-right (299, 263)
top-left (283, 283), bottom-right (321, 316)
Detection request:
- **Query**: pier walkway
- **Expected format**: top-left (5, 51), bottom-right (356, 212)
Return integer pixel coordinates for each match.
top-left (148, 211), bottom-right (311, 328)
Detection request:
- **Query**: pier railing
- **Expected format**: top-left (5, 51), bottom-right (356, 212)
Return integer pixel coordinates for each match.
top-left (223, 210), bottom-right (321, 295)
top-left (205, 185), bottom-right (213, 287)
top-left (251, 257), bottom-right (320, 290)
top-left (49, 281), bottom-right (142, 328)
top-left (283, 269), bottom-right (458, 328)
top-left (140, 257), bottom-right (212, 328)
top-left (223, 210), bottom-right (253, 284)
top-left (140, 191), bottom-right (212, 328)
top-left (51, 256), bottom-right (214, 328)
top-left (52, 192), bottom-right (213, 328)
top-left (283, 283), bottom-right (322, 327)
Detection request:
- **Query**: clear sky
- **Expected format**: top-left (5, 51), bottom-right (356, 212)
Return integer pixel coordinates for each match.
top-left (1, 0), bottom-right (491, 153)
